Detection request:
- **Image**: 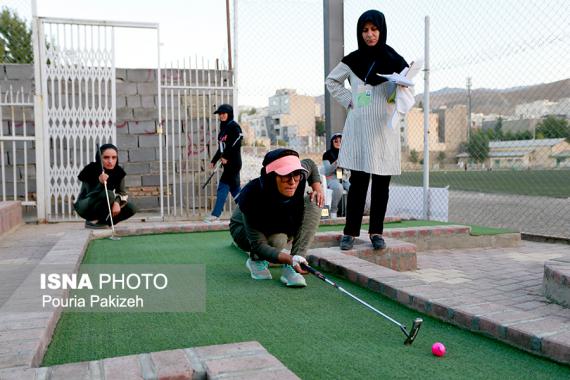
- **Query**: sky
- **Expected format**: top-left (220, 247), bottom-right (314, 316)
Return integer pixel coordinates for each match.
top-left (2, 0), bottom-right (569, 107)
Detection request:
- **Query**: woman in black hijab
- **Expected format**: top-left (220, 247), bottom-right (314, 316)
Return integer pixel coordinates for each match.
top-left (322, 133), bottom-right (350, 218)
top-left (229, 148), bottom-right (324, 287)
top-left (74, 144), bottom-right (137, 228)
top-left (204, 104), bottom-right (243, 223)
top-left (326, 10), bottom-right (413, 251)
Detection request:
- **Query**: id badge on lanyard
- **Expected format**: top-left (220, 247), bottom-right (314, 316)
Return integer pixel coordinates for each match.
top-left (356, 61), bottom-right (375, 108)
top-left (356, 85), bottom-right (372, 108)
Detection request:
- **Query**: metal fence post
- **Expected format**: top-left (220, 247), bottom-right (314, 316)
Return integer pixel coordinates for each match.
top-left (423, 16), bottom-right (430, 220)
top-left (323, 0), bottom-right (346, 141)
top-left (31, 1), bottom-right (46, 222)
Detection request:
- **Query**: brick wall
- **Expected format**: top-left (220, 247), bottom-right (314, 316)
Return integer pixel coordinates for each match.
top-left (1, 64), bottom-right (231, 214)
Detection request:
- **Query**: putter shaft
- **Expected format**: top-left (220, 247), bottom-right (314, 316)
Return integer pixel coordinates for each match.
top-left (302, 263), bottom-right (423, 345)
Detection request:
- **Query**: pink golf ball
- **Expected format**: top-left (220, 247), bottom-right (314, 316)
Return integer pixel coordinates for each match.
top-left (432, 342), bottom-right (446, 357)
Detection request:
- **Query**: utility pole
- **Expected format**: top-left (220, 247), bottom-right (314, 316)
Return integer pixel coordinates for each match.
top-left (226, 0), bottom-right (232, 71)
top-left (323, 0), bottom-right (346, 142)
top-left (466, 77), bottom-right (472, 140)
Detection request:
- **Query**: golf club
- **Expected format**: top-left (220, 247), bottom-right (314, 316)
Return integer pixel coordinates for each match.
top-left (301, 263), bottom-right (422, 345)
top-left (202, 133), bottom-right (243, 189)
top-left (97, 145), bottom-right (120, 241)
top-left (202, 161), bottom-right (222, 189)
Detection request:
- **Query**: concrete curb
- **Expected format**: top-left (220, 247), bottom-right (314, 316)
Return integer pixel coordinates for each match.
top-left (0, 202), bottom-right (23, 237)
top-left (0, 341), bottom-right (299, 380)
top-left (544, 259), bottom-right (570, 307)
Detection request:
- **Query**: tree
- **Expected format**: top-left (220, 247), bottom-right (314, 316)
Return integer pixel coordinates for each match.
top-left (493, 117), bottom-right (503, 140)
top-left (0, 8), bottom-right (33, 63)
top-left (502, 130), bottom-right (532, 141)
top-left (436, 151), bottom-right (446, 166)
top-left (238, 107), bottom-right (257, 122)
top-left (409, 149), bottom-right (419, 164)
top-left (466, 130), bottom-right (489, 163)
top-left (535, 116), bottom-right (570, 140)
top-left (315, 119), bottom-right (325, 136)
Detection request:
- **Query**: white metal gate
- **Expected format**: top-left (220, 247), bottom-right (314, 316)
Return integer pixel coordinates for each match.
top-left (34, 17), bottom-right (159, 221)
top-left (0, 85), bottom-right (35, 205)
top-left (160, 58), bottom-right (234, 218)
top-left (35, 18), bottom-right (116, 221)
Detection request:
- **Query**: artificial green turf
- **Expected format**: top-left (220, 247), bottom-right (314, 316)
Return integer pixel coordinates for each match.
top-left (393, 169), bottom-right (570, 198)
top-left (43, 231), bottom-right (570, 379)
top-left (318, 219), bottom-right (514, 235)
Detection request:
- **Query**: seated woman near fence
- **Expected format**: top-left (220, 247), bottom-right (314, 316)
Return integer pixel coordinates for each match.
top-left (74, 143), bottom-right (137, 229)
top-left (322, 133), bottom-right (350, 218)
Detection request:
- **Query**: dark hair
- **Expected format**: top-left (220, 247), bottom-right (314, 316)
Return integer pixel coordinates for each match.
top-left (96, 143), bottom-right (119, 165)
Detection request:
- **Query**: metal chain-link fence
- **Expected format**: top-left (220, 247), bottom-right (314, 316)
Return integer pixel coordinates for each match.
top-left (340, 0), bottom-right (570, 238)
top-left (1, 0), bottom-right (569, 236)
top-left (235, 0), bottom-right (327, 185)
top-left (237, 0), bottom-right (570, 238)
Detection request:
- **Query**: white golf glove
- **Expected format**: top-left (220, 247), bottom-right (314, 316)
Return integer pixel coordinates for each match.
top-left (291, 255), bottom-right (308, 268)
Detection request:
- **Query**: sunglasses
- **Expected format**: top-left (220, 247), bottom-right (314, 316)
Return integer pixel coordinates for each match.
top-left (277, 170), bottom-right (303, 183)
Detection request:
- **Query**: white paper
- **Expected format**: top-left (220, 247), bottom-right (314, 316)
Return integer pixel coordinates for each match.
top-left (405, 59), bottom-right (423, 80)
top-left (377, 73), bottom-right (415, 87)
top-left (377, 58), bottom-right (423, 87)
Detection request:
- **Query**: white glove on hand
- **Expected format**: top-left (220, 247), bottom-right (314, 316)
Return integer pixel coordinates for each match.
top-left (291, 255), bottom-right (308, 268)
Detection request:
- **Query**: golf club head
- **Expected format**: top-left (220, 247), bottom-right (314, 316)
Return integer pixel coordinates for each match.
top-left (403, 318), bottom-right (423, 345)
top-left (109, 235), bottom-right (121, 241)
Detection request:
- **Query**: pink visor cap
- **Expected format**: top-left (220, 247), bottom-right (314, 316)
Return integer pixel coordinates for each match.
top-left (265, 155), bottom-right (308, 176)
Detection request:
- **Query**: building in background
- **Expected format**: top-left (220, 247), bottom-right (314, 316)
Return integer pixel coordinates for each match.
top-left (488, 138), bottom-right (570, 169)
top-left (404, 105), bottom-right (468, 161)
top-left (240, 106), bottom-right (270, 146)
top-left (267, 89), bottom-right (319, 148)
top-left (515, 99), bottom-right (561, 119)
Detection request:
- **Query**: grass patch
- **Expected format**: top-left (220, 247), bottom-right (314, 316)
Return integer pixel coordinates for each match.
top-left (393, 169), bottom-right (570, 198)
top-left (43, 231), bottom-right (569, 379)
top-left (319, 219), bottom-right (514, 235)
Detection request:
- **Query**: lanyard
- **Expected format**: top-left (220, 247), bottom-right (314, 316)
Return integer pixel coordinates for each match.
top-left (364, 61), bottom-right (376, 84)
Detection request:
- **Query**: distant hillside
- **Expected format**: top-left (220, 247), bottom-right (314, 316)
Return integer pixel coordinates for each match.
top-left (414, 78), bottom-right (570, 115)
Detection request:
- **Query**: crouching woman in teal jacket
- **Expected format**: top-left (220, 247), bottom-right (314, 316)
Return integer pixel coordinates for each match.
top-left (74, 144), bottom-right (137, 229)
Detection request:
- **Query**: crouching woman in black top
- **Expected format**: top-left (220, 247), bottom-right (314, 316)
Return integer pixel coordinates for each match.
top-left (230, 148), bottom-right (324, 287)
top-left (74, 144), bottom-right (137, 229)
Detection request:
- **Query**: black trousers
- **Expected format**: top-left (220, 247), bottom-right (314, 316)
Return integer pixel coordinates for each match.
top-left (75, 190), bottom-right (137, 226)
top-left (343, 170), bottom-right (391, 237)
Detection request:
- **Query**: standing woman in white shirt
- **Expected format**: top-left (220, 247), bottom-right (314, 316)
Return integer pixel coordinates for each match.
top-left (326, 9), bottom-right (412, 251)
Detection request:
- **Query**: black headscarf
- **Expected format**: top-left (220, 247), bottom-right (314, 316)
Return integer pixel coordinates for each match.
top-left (77, 143), bottom-right (126, 191)
top-left (322, 133), bottom-right (342, 164)
top-left (342, 10), bottom-right (408, 86)
top-left (214, 104), bottom-right (235, 131)
top-left (238, 149), bottom-right (306, 236)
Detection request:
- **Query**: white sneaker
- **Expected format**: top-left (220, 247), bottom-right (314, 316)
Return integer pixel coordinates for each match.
top-left (280, 265), bottom-right (307, 287)
top-left (330, 212), bottom-right (337, 219)
top-left (246, 259), bottom-right (272, 280)
top-left (203, 215), bottom-right (219, 224)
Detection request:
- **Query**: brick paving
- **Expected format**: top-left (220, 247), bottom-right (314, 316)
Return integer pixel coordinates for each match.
top-left (0, 218), bottom-right (569, 378)
top-left (307, 238), bottom-right (570, 364)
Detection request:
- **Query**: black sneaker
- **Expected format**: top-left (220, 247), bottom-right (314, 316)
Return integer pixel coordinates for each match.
top-left (370, 235), bottom-right (386, 250)
top-left (85, 221), bottom-right (108, 229)
top-left (340, 235), bottom-right (355, 250)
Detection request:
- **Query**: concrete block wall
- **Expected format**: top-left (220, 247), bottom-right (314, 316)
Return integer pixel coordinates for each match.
top-left (1, 64), bottom-right (232, 214)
